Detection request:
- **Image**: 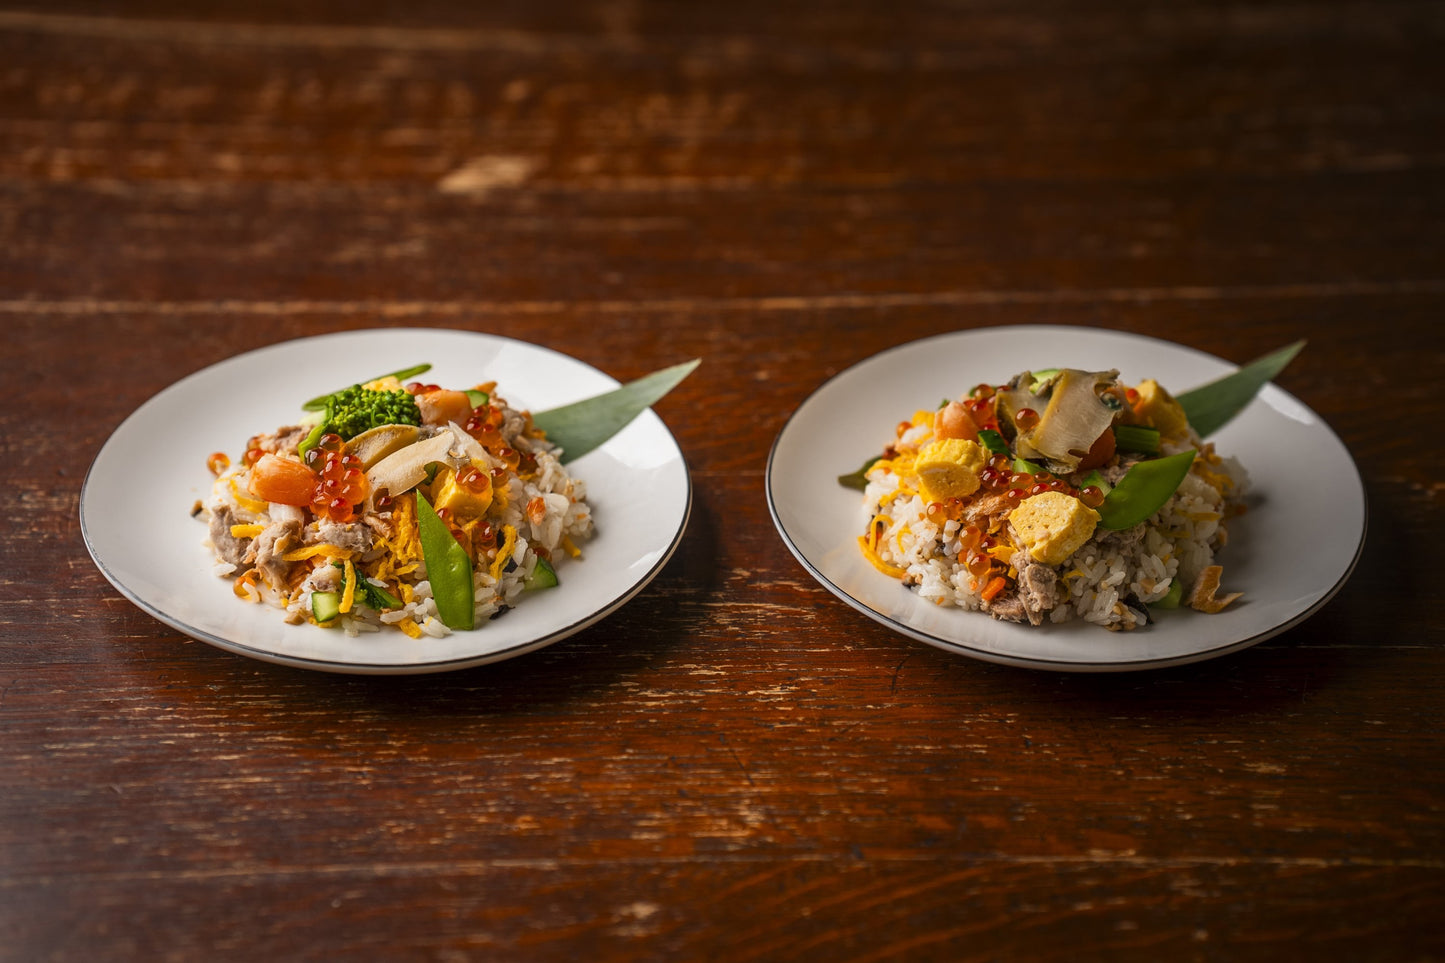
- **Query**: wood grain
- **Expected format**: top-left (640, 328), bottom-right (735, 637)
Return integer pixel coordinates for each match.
top-left (3, 1), bottom-right (1444, 960)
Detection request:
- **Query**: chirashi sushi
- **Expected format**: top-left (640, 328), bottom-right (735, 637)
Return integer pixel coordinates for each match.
top-left (198, 369), bottom-right (593, 638)
top-left (854, 367), bottom-right (1246, 630)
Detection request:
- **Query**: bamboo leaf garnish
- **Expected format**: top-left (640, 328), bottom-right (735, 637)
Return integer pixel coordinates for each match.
top-left (533, 359), bottom-right (699, 464)
top-left (1177, 340), bottom-right (1305, 438)
top-left (838, 456), bottom-right (881, 491)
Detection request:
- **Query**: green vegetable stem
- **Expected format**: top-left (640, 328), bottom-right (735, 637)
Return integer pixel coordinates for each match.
top-left (303, 364), bottom-right (433, 411)
top-left (415, 491), bottom-right (475, 631)
top-left (1113, 424), bottom-right (1160, 454)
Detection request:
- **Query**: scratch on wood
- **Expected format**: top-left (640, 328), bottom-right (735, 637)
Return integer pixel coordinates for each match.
top-left (718, 736), bottom-right (755, 787)
top-left (6, 280), bottom-right (1443, 319)
top-left (0, 10), bottom-right (633, 55)
top-left (890, 654), bottom-right (911, 693)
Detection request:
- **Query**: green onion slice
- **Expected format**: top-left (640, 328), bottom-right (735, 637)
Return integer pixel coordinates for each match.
top-left (1113, 424), bottom-right (1160, 454)
top-left (977, 429), bottom-right (1010, 455)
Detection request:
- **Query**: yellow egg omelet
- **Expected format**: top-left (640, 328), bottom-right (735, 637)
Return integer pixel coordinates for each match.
top-left (914, 438), bottom-right (987, 505)
top-left (1009, 490), bottom-right (1101, 565)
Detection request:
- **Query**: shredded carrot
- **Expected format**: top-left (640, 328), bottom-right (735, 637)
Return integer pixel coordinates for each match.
top-left (981, 576), bottom-right (1008, 602)
top-left (280, 544), bottom-right (353, 562)
top-left (229, 477), bottom-right (267, 513)
top-left (857, 534), bottom-right (908, 579)
top-left (877, 484), bottom-right (915, 508)
top-left (233, 569), bottom-right (261, 602)
top-left (868, 515), bottom-right (890, 552)
top-left (490, 524), bottom-right (519, 581)
top-left (388, 493), bottom-right (422, 564)
top-left (339, 559), bottom-right (356, 614)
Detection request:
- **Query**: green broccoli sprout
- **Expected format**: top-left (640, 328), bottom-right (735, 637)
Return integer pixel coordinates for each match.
top-left (298, 385), bottom-right (422, 455)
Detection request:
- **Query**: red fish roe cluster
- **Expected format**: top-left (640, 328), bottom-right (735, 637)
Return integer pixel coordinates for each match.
top-left (465, 403), bottom-right (540, 477)
top-left (303, 433), bottom-right (368, 522)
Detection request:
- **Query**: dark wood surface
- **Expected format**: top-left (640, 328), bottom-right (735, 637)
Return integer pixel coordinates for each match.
top-left (4, 2), bottom-right (1444, 960)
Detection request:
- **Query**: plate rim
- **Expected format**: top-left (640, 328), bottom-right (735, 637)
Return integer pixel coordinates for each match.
top-left (765, 324), bottom-right (1367, 672)
top-left (80, 327), bottom-right (693, 675)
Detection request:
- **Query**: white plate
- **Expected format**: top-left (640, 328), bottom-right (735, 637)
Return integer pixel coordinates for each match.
top-left (82, 328), bottom-right (692, 674)
top-left (767, 325), bottom-right (1365, 671)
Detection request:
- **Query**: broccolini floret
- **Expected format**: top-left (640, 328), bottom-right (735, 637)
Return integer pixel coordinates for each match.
top-left (298, 385), bottom-right (422, 454)
top-left (325, 385), bottom-right (422, 439)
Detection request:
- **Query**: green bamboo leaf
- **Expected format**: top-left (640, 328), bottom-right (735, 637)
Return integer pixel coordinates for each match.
top-left (533, 359), bottom-right (699, 464)
top-left (838, 456), bottom-right (882, 491)
top-left (1096, 450), bottom-right (1196, 530)
top-left (1177, 341), bottom-right (1304, 438)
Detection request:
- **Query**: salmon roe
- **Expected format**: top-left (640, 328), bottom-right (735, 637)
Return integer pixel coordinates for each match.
top-left (308, 445), bottom-right (368, 523)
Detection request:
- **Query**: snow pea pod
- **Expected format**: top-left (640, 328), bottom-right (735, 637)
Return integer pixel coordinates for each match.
top-left (415, 491), bottom-right (474, 630)
top-left (1096, 450), bottom-right (1196, 531)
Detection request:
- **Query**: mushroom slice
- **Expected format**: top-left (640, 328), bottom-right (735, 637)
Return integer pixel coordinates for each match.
top-left (1018, 368), bottom-right (1120, 473)
top-left (994, 371), bottom-right (1049, 447)
top-left (364, 431), bottom-right (458, 506)
top-left (345, 424), bottom-right (422, 471)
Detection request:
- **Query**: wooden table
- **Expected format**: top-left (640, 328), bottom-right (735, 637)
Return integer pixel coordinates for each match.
top-left (4, 2), bottom-right (1443, 959)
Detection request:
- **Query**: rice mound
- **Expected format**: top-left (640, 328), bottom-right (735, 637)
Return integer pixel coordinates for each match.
top-left (201, 390), bottom-right (593, 639)
top-left (857, 373), bottom-right (1248, 631)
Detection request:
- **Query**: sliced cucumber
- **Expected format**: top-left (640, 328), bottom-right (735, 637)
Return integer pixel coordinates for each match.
top-left (312, 590), bottom-right (342, 623)
top-left (1152, 578), bottom-right (1184, 610)
top-left (525, 557), bottom-right (559, 590)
